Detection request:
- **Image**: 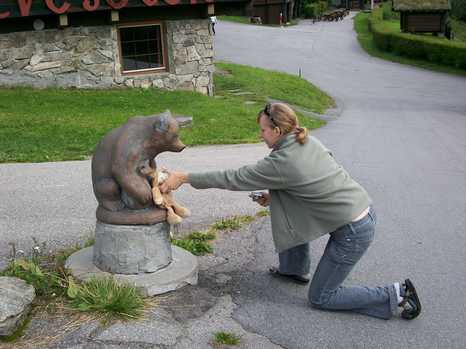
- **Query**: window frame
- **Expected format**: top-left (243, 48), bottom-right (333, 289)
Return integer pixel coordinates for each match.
top-left (117, 21), bottom-right (168, 75)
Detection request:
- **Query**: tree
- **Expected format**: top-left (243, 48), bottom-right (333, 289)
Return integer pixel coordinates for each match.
top-left (451, 0), bottom-right (466, 21)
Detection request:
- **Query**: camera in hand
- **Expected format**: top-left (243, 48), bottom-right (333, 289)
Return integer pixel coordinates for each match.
top-left (249, 191), bottom-right (265, 201)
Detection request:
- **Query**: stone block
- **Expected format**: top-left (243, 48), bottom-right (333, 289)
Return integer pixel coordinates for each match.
top-left (81, 52), bottom-right (110, 65)
top-left (83, 63), bottom-right (113, 77)
top-left (175, 61), bottom-right (199, 75)
top-left (196, 74), bottom-right (210, 87)
top-left (152, 79), bottom-right (164, 89)
top-left (195, 86), bottom-right (208, 95)
top-left (25, 61), bottom-right (62, 72)
top-left (13, 47), bottom-right (34, 60)
top-left (140, 80), bottom-right (152, 89)
top-left (93, 221), bottom-right (172, 274)
top-left (29, 54), bottom-right (44, 66)
top-left (0, 277), bottom-right (35, 337)
top-left (183, 38), bottom-right (195, 47)
top-left (186, 46), bottom-right (200, 61)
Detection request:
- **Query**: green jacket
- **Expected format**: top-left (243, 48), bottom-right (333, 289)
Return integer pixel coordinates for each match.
top-left (189, 134), bottom-right (371, 252)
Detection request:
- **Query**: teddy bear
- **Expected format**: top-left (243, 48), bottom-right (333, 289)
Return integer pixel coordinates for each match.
top-left (139, 164), bottom-right (191, 225)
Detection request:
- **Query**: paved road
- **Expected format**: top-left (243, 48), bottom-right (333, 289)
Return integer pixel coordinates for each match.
top-left (0, 15), bottom-right (465, 349)
top-left (213, 17), bottom-right (466, 348)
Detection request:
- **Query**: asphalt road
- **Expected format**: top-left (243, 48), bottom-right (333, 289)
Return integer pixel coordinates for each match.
top-left (213, 17), bottom-right (466, 349)
top-left (0, 14), bottom-right (465, 349)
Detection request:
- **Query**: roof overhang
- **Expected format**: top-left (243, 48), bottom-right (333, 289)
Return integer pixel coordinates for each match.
top-left (392, 0), bottom-right (451, 12)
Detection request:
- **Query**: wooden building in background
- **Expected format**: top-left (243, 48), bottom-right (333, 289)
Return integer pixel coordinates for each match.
top-left (252, 0), bottom-right (294, 25)
top-left (393, 0), bottom-right (451, 34)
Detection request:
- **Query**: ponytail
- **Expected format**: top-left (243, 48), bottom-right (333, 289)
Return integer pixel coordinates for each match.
top-left (295, 127), bottom-right (309, 144)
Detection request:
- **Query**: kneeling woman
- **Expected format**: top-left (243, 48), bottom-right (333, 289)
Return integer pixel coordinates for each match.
top-left (161, 102), bottom-right (421, 320)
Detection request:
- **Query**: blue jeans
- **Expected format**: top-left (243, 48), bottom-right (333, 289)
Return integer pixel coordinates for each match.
top-left (278, 207), bottom-right (398, 319)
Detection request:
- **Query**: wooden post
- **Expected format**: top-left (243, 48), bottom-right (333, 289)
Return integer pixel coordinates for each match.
top-left (58, 14), bottom-right (68, 27)
top-left (111, 10), bottom-right (119, 22)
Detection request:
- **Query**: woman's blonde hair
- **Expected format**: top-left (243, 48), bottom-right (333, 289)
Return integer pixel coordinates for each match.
top-left (257, 102), bottom-right (309, 144)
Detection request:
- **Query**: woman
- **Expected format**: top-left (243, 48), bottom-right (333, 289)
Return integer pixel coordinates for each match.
top-left (161, 102), bottom-right (421, 320)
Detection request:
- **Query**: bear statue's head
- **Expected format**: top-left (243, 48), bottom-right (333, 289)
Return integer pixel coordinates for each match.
top-left (149, 111), bottom-right (186, 154)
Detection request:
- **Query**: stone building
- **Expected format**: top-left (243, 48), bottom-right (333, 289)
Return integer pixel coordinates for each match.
top-left (0, 0), bottom-right (247, 95)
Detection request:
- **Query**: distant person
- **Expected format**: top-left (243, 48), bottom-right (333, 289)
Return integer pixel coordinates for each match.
top-left (445, 17), bottom-right (454, 40)
top-left (161, 102), bottom-right (422, 320)
top-left (210, 16), bottom-right (217, 35)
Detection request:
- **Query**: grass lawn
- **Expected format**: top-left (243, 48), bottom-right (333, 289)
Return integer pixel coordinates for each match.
top-left (353, 12), bottom-right (466, 78)
top-left (0, 62), bottom-right (333, 163)
top-left (218, 15), bottom-right (251, 25)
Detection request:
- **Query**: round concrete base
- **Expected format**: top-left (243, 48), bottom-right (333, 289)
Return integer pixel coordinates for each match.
top-left (65, 246), bottom-right (198, 297)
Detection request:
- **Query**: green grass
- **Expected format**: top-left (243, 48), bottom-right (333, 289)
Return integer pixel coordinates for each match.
top-left (69, 277), bottom-right (145, 320)
top-left (215, 62), bottom-right (333, 114)
top-left (0, 62), bottom-right (331, 163)
top-left (451, 18), bottom-right (466, 42)
top-left (354, 12), bottom-right (466, 77)
top-left (172, 214), bottom-right (257, 255)
top-left (256, 209), bottom-right (270, 217)
top-left (218, 15), bottom-right (251, 24)
top-left (213, 331), bottom-right (241, 345)
top-left (171, 230), bottom-right (216, 256)
top-left (211, 215), bottom-right (255, 231)
top-left (1, 259), bottom-right (65, 297)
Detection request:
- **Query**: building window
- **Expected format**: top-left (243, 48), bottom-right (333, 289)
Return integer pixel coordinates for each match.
top-left (118, 23), bottom-right (165, 73)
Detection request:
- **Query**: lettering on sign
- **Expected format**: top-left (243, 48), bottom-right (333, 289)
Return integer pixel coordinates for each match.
top-left (0, 0), bottom-right (214, 19)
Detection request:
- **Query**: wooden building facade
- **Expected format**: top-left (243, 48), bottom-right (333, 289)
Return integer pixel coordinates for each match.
top-left (0, 0), bottom-right (247, 93)
top-left (393, 0), bottom-right (451, 34)
top-left (251, 0), bottom-right (294, 25)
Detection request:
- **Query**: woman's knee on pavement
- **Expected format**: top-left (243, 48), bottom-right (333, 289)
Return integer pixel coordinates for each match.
top-left (308, 287), bottom-right (334, 309)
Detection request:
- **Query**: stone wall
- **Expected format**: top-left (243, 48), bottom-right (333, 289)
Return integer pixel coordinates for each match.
top-left (0, 19), bottom-right (214, 95)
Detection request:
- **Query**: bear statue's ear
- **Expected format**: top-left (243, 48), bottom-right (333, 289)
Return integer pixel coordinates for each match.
top-left (153, 110), bottom-right (172, 133)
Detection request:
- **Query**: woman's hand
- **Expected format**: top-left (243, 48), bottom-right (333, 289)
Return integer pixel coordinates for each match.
top-left (256, 193), bottom-right (271, 207)
top-left (160, 171), bottom-right (188, 193)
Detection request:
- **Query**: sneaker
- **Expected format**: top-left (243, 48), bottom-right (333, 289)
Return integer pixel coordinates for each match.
top-left (400, 279), bottom-right (421, 320)
top-left (268, 266), bottom-right (310, 284)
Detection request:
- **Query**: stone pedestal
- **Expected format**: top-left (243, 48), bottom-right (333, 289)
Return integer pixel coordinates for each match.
top-left (66, 246), bottom-right (198, 296)
top-left (66, 220), bottom-right (198, 296)
top-left (93, 221), bottom-right (171, 274)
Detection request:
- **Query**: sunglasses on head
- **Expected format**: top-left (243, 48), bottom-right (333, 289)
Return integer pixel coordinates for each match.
top-left (262, 103), bottom-right (278, 127)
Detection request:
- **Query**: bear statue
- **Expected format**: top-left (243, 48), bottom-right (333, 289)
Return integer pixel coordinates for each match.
top-left (91, 110), bottom-right (186, 225)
